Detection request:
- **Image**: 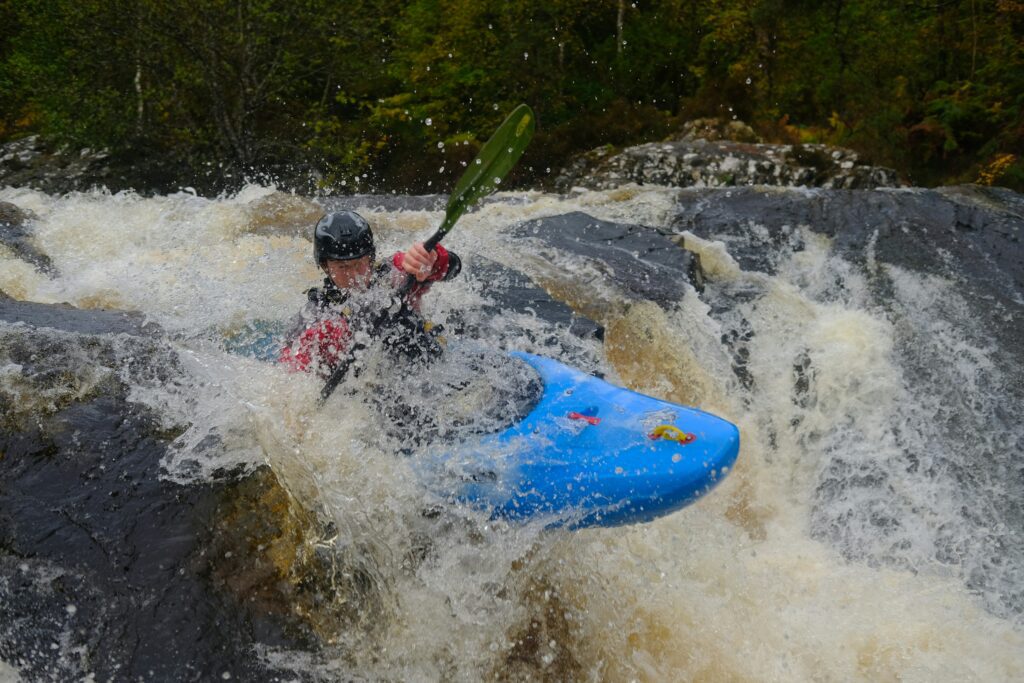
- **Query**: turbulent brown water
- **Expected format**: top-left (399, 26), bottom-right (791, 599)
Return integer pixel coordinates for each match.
top-left (1, 183), bottom-right (1023, 681)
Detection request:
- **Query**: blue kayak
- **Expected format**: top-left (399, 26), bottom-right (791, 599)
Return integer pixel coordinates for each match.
top-left (425, 352), bottom-right (740, 528)
top-left (223, 323), bottom-right (740, 528)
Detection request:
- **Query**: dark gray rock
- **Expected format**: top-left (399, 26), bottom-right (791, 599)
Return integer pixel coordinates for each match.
top-left (452, 257), bottom-right (604, 358)
top-left (0, 302), bottom-right (315, 681)
top-left (0, 136), bottom-right (112, 195)
top-left (555, 139), bottom-right (901, 192)
top-left (0, 201), bottom-right (56, 275)
top-left (671, 184), bottom-right (1024, 380)
top-left (671, 185), bottom-right (1023, 307)
top-left (509, 212), bottom-right (703, 310)
top-left (0, 298), bottom-right (157, 336)
top-left (0, 136), bottom-right (184, 196)
top-left (0, 136), bottom-right (45, 174)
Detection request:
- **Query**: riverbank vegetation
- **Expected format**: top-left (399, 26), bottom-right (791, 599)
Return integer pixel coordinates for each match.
top-left (1, 0), bottom-right (1021, 192)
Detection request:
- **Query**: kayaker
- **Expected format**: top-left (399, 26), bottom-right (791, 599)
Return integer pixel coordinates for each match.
top-left (279, 210), bottom-right (461, 378)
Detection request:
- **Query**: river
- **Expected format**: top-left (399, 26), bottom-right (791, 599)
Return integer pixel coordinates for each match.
top-left (1, 183), bottom-right (1022, 681)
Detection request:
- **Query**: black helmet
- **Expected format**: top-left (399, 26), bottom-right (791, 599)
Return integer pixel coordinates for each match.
top-left (313, 211), bottom-right (375, 265)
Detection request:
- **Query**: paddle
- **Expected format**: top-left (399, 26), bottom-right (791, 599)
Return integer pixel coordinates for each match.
top-left (318, 103), bottom-right (536, 405)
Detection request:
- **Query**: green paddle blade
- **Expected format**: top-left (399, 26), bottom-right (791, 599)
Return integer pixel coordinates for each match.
top-left (437, 104), bottom-right (536, 235)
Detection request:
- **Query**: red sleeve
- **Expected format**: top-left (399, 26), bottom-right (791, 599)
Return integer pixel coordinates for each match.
top-left (391, 244), bottom-right (451, 283)
top-left (278, 317), bottom-right (351, 375)
top-left (391, 244), bottom-right (451, 309)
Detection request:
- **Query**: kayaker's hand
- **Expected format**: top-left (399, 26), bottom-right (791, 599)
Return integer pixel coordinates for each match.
top-left (402, 242), bottom-right (437, 282)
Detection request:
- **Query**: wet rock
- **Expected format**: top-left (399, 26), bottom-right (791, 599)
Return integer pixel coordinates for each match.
top-left (0, 298), bottom-right (158, 337)
top-left (671, 185), bottom-right (1023, 298)
top-left (432, 257), bottom-right (605, 374)
top-left (509, 212), bottom-right (703, 316)
top-left (0, 136), bottom-right (41, 172)
top-left (0, 300), bottom-right (321, 681)
top-left (0, 135), bottom-right (112, 195)
top-left (0, 201), bottom-right (55, 275)
top-left (554, 139), bottom-right (900, 192)
top-left (672, 184), bottom-right (1024, 383)
top-left (0, 136), bottom-right (184, 196)
top-left (456, 258), bottom-right (603, 342)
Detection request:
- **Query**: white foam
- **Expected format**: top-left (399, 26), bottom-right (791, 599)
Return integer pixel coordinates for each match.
top-left (2, 184), bottom-right (1021, 680)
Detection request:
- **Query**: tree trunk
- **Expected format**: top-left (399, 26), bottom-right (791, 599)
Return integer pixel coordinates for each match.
top-left (617, 0), bottom-right (625, 58)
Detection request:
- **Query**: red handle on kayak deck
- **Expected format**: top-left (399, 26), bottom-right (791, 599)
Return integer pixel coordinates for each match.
top-left (568, 412), bottom-right (601, 425)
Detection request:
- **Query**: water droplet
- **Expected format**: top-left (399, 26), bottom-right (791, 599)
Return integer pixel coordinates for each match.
top-left (523, 52), bottom-right (529, 60)
top-left (494, 178), bottom-right (501, 184)
top-left (425, 118), bottom-right (432, 126)
top-left (745, 77), bottom-right (752, 85)
top-left (493, 103), bottom-right (499, 110)
top-left (437, 141), bottom-right (444, 149)
top-left (475, 159), bottom-right (482, 164)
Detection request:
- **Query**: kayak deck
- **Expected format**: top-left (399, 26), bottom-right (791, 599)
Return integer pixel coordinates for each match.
top-left (430, 352), bottom-right (740, 528)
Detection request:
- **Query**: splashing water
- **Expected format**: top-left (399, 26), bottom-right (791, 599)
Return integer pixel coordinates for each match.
top-left (1, 183), bottom-right (1022, 681)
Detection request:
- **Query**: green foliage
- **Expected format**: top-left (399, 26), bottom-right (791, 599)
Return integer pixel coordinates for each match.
top-left (0, 0), bottom-right (1021, 191)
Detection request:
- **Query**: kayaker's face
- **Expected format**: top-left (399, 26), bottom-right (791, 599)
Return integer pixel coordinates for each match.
top-left (325, 256), bottom-right (372, 290)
